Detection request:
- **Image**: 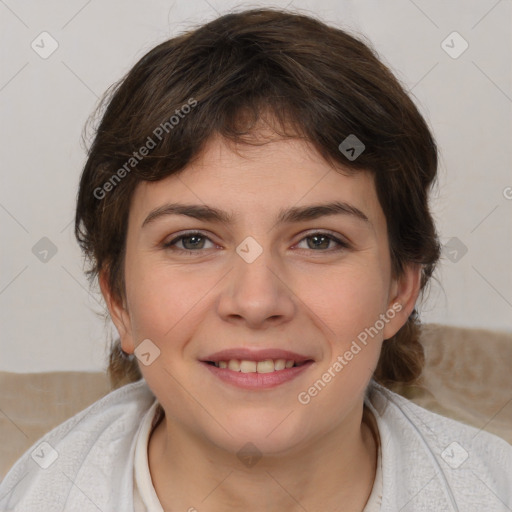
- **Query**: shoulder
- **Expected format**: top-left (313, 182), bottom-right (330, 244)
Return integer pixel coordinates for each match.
top-left (0, 378), bottom-right (156, 512)
top-left (366, 380), bottom-right (512, 511)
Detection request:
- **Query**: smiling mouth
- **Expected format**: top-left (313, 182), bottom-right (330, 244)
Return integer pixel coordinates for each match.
top-left (205, 358), bottom-right (312, 373)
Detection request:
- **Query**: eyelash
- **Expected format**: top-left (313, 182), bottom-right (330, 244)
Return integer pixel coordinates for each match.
top-left (162, 230), bottom-right (350, 255)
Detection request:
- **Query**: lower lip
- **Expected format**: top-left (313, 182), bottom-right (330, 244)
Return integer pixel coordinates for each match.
top-left (201, 361), bottom-right (314, 390)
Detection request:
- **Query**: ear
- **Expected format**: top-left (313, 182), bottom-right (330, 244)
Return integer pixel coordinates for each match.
top-left (99, 270), bottom-right (135, 355)
top-left (382, 263), bottom-right (422, 340)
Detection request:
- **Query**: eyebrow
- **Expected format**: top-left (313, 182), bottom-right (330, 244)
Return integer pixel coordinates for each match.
top-left (141, 200), bottom-right (370, 228)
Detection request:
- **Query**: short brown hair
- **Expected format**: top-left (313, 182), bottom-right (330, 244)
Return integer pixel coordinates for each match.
top-left (75, 7), bottom-right (440, 390)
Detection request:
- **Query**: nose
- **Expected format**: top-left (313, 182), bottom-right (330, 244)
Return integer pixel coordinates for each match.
top-left (216, 245), bottom-right (296, 330)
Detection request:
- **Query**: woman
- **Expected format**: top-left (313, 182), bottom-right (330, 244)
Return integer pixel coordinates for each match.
top-left (1, 7), bottom-right (510, 511)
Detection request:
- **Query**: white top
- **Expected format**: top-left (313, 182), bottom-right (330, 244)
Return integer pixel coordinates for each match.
top-left (1, 378), bottom-right (511, 511)
top-left (131, 400), bottom-right (383, 511)
top-left (132, 400), bottom-right (164, 511)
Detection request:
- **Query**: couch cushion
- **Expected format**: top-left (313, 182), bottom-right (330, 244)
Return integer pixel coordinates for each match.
top-left (390, 323), bottom-right (512, 444)
top-left (0, 371), bottom-right (111, 480)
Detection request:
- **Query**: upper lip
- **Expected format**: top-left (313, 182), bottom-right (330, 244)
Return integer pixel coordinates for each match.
top-left (201, 348), bottom-right (314, 363)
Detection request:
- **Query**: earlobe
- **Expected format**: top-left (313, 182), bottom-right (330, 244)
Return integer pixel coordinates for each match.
top-left (383, 264), bottom-right (422, 340)
top-left (99, 271), bottom-right (135, 354)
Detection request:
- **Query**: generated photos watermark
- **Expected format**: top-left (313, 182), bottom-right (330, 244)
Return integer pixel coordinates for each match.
top-left (93, 97), bottom-right (198, 200)
top-left (297, 302), bottom-right (402, 405)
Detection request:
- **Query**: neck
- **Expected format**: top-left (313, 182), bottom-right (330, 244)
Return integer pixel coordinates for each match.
top-left (147, 402), bottom-right (379, 512)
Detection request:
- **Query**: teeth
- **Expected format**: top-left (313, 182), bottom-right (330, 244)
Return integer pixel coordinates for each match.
top-left (240, 360), bottom-right (257, 373)
top-left (228, 360), bottom-right (241, 371)
top-left (257, 360), bottom-right (275, 373)
top-left (213, 358), bottom-right (299, 373)
top-left (274, 359), bottom-right (286, 371)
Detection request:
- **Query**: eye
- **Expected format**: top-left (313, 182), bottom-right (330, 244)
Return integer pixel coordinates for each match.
top-left (163, 231), bottom-right (216, 254)
top-left (162, 230), bottom-right (350, 255)
top-left (295, 232), bottom-right (350, 252)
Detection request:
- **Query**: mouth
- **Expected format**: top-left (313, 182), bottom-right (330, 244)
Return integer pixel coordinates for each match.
top-left (204, 358), bottom-right (310, 372)
top-left (200, 349), bottom-right (315, 390)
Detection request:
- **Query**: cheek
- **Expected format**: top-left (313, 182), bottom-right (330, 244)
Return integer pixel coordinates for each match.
top-left (298, 264), bottom-right (388, 399)
top-left (303, 263), bottom-right (390, 342)
top-left (124, 258), bottom-right (218, 345)
top-left (297, 269), bottom-right (386, 411)
top-left (124, 258), bottom-right (179, 341)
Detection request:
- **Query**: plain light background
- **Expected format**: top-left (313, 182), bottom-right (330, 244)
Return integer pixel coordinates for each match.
top-left (1, 0), bottom-right (511, 373)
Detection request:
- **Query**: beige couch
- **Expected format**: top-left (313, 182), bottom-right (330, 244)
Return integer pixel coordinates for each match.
top-left (1, 323), bottom-right (511, 480)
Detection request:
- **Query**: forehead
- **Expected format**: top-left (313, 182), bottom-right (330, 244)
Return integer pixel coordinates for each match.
top-left (128, 133), bottom-right (384, 231)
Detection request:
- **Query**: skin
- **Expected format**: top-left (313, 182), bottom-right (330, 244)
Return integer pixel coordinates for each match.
top-left (101, 129), bottom-right (421, 511)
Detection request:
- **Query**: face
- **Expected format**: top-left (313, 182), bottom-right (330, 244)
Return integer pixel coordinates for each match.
top-left (103, 131), bottom-right (419, 456)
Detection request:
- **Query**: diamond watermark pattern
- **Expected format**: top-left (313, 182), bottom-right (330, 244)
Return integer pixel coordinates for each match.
top-left (442, 237), bottom-right (468, 263)
top-left (236, 236), bottom-right (263, 263)
top-left (237, 442), bottom-right (262, 468)
top-left (134, 339), bottom-right (161, 366)
top-left (31, 31), bottom-right (59, 59)
top-left (338, 134), bottom-right (365, 161)
top-left (32, 237), bottom-right (58, 263)
top-left (441, 441), bottom-right (469, 469)
top-left (441, 31), bottom-right (469, 59)
top-left (31, 441), bottom-right (59, 469)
